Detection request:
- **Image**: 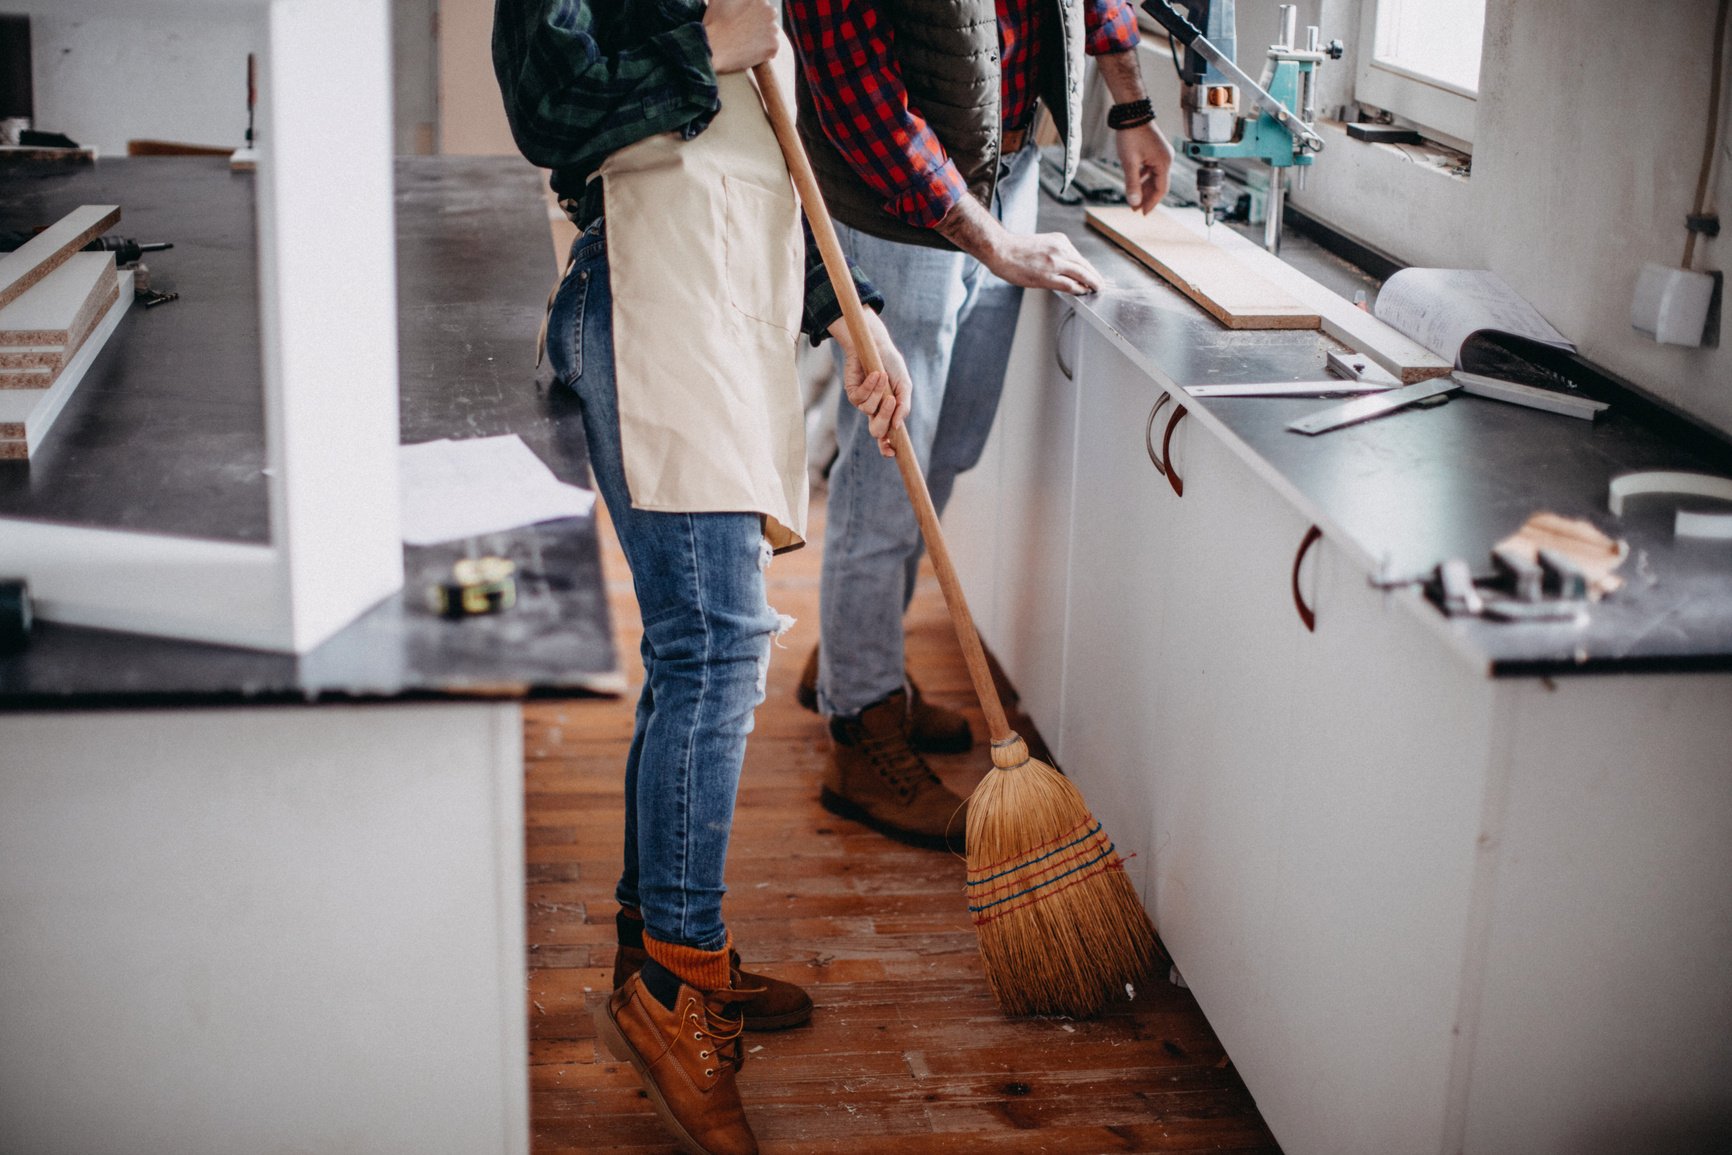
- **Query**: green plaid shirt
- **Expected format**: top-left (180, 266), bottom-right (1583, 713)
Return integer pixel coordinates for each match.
top-left (493, 0), bottom-right (880, 341)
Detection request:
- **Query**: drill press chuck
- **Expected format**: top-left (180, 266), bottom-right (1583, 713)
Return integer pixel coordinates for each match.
top-left (1195, 162), bottom-right (1226, 227)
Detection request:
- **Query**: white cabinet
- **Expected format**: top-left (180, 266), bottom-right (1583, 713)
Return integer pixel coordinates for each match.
top-left (944, 290), bottom-right (1084, 757)
top-left (1060, 320), bottom-right (1184, 899)
top-left (963, 290), bottom-right (1732, 1155)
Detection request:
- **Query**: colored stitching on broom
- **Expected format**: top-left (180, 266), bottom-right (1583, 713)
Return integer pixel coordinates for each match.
top-left (970, 816), bottom-right (1098, 874)
top-left (965, 837), bottom-right (1115, 902)
top-left (966, 844), bottom-right (1117, 912)
top-left (966, 821), bottom-right (1103, 886)
top-left (970, 862), bottom-right (1127, 926)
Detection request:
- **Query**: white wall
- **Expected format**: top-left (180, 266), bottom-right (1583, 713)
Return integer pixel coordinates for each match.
top-left (437, 0), bottom-right (515, 155)
top-left (1136, 0), bottom-right (1731, 436)
top-left (1469, 0), bottom-right (1729, 435)
top-left (21, 5), bottom-right (263, 157)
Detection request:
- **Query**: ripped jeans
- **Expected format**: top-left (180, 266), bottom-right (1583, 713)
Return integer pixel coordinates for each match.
top-left (547, 221), bottom-right (783, 952)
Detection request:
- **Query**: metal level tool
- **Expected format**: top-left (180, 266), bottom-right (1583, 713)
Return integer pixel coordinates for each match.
top-left (1287, 377), bottom-right (1460, 435)
top-left (1451, 371), bottom-right (1608, 420)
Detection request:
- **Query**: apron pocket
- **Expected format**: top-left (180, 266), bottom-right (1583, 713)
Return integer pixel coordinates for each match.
top-left (723, 174), bottom-right (803, 334)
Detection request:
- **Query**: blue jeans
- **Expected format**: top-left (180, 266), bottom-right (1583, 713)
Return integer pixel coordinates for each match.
top-left (546, 222), bottom-right (783, 952)
top-left (816, 141), bottom-right (1041, 717)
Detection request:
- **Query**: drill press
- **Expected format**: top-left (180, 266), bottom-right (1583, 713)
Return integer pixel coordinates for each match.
top-left (1141, 1), bottom-right (1341, 252)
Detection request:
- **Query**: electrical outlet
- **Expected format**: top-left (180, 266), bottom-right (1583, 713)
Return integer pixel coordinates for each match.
top-left (1631, 262), bottom-right (1719, 348)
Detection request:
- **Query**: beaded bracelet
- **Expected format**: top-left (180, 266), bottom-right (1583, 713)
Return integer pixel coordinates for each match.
top-left (1107, 99), bottom-right (1155, 130)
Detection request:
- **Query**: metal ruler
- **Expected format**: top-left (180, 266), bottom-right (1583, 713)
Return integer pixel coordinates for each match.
top-left (1187, 380), bottom-right (1390, 398)
top-left (1287, 377), bottom-right (1460, 435)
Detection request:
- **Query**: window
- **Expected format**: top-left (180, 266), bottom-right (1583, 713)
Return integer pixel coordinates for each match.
top-left (1356, 0), bottom-right (1486, 147)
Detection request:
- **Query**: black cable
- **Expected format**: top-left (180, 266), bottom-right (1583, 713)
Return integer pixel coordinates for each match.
top-left (1684, 0), bottom-right (1729, 269)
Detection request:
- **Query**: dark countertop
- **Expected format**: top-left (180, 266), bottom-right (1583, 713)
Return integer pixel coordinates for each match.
top-left (1, 156), bottom-right (619, 708)
top-left (1053, 200), bottom-right (1732, 676)
top-left (0, 158), bottom-right (268, 539)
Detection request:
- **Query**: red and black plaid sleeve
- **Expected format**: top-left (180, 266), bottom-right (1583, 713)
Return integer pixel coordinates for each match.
top-left (1084, 0), bottom-right (1141, 56)
top-left (784, 0), bottom-right (968, 230)
top-left (785, 0), bottom-right (1141, 232)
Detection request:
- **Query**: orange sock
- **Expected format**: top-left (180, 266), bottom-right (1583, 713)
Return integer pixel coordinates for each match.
top-left (643, 930), bottom-right (733, 992)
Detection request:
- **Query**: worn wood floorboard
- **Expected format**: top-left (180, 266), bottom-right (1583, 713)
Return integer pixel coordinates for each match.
top-left (525, 497), bottom-right (1280, 1153)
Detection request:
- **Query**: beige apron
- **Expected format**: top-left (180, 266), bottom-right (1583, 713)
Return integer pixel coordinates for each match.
top-left (596, 43), bottom-right (808, 552)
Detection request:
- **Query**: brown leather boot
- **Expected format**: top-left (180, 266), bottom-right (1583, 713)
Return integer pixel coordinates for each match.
top-left (796, 644), bottom-right (973, 753)
top-left (822, 690), bottom-right (968, 851)
top-left (595, 967), bottom-right (759, 1155)
top-left (613, 911), bottom-right (813, 1031)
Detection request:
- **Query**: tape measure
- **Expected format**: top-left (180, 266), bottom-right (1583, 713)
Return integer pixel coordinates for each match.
top-left (429, 556), bottom-right (517, 619)
top-left (0, 579), bottom-right (33, 654)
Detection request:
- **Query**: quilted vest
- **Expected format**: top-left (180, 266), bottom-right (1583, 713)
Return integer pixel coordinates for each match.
top-left (794, 0), bottom-right (1086, 251)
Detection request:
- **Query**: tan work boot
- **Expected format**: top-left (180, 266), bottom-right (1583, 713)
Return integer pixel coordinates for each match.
top-left (595, 967), bottom-right (758, 1155)
top-left (796, 644), bottom-right (973, 754)
top-left (822, 690), bottom-right (968, 851)
top-left (612, 910), bottom-right (813, 1031)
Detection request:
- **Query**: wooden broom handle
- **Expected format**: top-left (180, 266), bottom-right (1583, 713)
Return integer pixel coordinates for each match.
top-left (753, 62), bottom-right (1015, 746)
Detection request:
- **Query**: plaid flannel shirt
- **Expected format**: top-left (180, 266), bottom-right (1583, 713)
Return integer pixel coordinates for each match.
top-left (493, 0), bottom-right (882, 341)
top-left (786, 0), bottom-right (1140, 229)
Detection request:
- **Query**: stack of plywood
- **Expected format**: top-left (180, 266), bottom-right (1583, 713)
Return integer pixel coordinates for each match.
top-left (0, 205), bottom-right (133, 460)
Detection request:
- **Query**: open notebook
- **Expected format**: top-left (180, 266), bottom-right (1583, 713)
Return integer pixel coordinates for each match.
top-left (1373, 269), bottom-right (1573, 366)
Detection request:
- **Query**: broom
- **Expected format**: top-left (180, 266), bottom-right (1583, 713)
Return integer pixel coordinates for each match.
top-left (752, 62), bottom-right (1162, 1018)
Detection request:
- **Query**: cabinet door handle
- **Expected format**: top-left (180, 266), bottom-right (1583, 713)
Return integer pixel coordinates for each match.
top-left (1055, 308), bottom-right (1077, 380)
top-left (1161, 404), bottom-right (1189, 497)
top-left (1144, 392), bottom-right (1174, 474)
top-left (1293, 525), bottom-right (1323, 632)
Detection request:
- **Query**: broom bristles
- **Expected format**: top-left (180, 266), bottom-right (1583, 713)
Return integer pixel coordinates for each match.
top-left (966, 746), bottom-right (1162, 1018)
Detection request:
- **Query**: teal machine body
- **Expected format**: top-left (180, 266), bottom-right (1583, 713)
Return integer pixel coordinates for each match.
top-left (1143, 0), bottom-right (1340, 250)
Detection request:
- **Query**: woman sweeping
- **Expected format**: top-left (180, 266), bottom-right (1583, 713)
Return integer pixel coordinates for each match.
top-left (493, 2), bottom-right (912, 1152)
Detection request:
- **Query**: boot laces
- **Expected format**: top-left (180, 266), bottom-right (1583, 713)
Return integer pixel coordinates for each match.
top-left (860, 732), bottom-right (942, 801)
top-left (686, 995), bottom-right (747, 1079)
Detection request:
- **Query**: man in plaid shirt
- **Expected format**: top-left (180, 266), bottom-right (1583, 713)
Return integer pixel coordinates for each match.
top-left (789, 0), bottom-right (1174, 848)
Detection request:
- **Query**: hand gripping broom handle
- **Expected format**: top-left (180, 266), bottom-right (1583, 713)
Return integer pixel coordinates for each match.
top-left (753, 62), bottom-right (1017, 751)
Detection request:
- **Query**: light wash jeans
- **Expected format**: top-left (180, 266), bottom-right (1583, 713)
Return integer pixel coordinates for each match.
top-left (816, 141), bottom-right (1042, 717)
top-left (546, 221), bottom-right (783, 952)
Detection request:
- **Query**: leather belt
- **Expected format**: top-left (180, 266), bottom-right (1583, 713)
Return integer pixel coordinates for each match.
top-left (1001, 125), bottom-right (1031, 155)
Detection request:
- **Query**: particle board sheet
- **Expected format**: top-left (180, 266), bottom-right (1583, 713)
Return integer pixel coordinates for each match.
top-left (0, 269), bottom-right (132, 459)
top-left (1162, 205), bottom-right (1453, 383)
top-left (0, 252), bottom-right (118, 347)
top-left (0, 344), bottom-right (67, 371)
top-left (1085, 204), bottom-right (1321, 330)
top-left (0, 271), bottom-right (118, 391)
top-left (0, 204), bottom-right (119, 313)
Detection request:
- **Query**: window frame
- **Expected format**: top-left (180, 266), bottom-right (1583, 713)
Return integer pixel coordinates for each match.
top-left (1355, 0), bottom-right (1484, 148)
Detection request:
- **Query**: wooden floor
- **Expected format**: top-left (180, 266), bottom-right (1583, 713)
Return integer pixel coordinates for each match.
top-left (523, 497), bottom-right (1280, 1153)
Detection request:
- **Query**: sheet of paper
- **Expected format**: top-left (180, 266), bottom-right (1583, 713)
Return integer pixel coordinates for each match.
top-left (1373, 268), bottom-right (1574, 364)
top-left (399, 434), bottom-right (595, 546)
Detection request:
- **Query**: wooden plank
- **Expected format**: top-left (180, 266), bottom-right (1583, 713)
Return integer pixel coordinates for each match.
top-left (1163, 204), bottom-right (1453, 383)
top-left (0, 204), bottom-right (119, 314)
top-left (0, 270), bottom-right (132, 458)
top-left (1085, 204), bottom-right (1321, 331)
top-left (0, 252), bottom-right (117, 347)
